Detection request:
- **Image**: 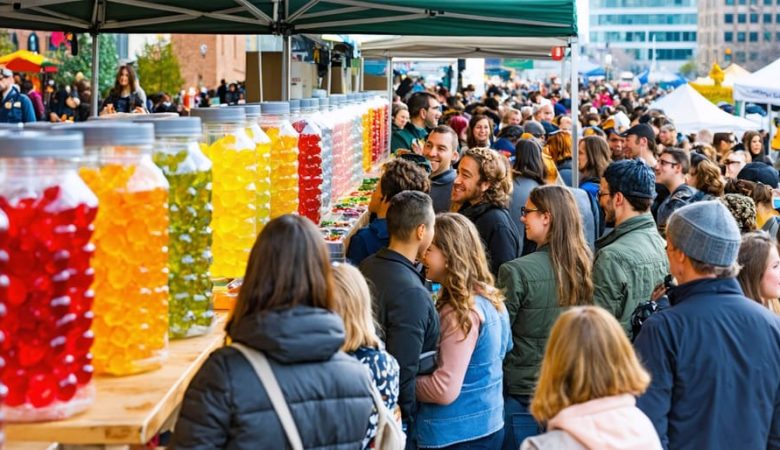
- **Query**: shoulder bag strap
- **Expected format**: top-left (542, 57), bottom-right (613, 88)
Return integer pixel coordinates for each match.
top-left (231, 342), bottom-right (304, 450)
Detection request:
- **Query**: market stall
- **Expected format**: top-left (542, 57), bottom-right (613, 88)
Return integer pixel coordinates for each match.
top-left (0, 1), bottom-right (577, 447)
top-left (649, 83), bottom-right (758, 134)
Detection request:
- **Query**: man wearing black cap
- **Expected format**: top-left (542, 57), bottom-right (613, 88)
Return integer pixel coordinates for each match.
top-left (593, 159), bottom-right (669, 335)
top-left (621, 123), bottom-right (657, 167)
top-left (737, 162), bottom-right (780, 234)
top-left (0, 68), bottom-right (36, 124)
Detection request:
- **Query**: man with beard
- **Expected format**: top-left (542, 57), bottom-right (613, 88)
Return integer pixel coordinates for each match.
top-left (392, 92), bottom-right (442, 154)
top-left (593, 159), bottom-right (669, 335)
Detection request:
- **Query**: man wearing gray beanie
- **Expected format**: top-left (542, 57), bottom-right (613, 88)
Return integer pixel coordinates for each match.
top-left (635, 200), bottom-right (780, 450)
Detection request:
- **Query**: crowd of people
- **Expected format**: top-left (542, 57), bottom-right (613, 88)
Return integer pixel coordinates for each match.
top-left (166, 75), bottom-right (780, 450)
top-left (0, 63), bottom-right (247, 124)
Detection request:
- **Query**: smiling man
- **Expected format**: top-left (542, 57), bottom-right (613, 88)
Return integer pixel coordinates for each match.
top-left (424, 125), bottom-right (459, 213)
top-left (454, 147), bottom-right (520, 276)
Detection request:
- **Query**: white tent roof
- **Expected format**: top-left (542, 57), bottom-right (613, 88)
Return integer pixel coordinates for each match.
top-left (694, 63), bottom-right (752, 87)
top-left (649, 84), bottom-right (759, 134)
top-left (360, 36), bottom-right (568, 59)
top-left (734, 58), bottom-right (780, 104)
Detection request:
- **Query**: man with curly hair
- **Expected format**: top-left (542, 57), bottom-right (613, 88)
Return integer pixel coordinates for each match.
top-left (453, 147), bottom-right (520, 276)
top-left (347, 159), bottom-right (431, 265)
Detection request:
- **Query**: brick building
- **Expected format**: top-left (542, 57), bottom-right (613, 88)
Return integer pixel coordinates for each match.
top-left (171, 34), bottom-right (246, 91)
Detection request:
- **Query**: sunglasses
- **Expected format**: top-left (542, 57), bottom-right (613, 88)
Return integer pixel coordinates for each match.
top-left (520, 206), bottom-right (544, 217)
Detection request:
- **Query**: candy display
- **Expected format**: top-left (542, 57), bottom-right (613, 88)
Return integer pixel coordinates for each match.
top-left (293, 99), bottom-right (323, 224)
top-left (320, 177), bottom-right (378, 262)
top-left (191, 107), bottom-right (257, 279)
top-left (0, 132), bottom-right (97, 421)
top-left (259, 102), bottom-right (299, 218)
top-left (315, 97), bottom-right (334, 219)
top-left (329, 94), bottom-right (351, 201)
top-left (241, 105), bottom-right (272, 231)
top-left (74, 122), bottom-right (170, 377)
top-left (141, 117), bottom-right (215, 339)
top-left (361, 93), bottom-right (372, 172)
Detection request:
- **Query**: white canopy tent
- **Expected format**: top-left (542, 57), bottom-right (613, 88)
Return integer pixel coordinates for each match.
top-left (650, 84), bottom-right (759, 134)
top-left (694, 63), bottom-right (751, 87)
top-left (360, 36), bottom-right (568, 59)
top-left (733, 58), bottom-right (780, 104)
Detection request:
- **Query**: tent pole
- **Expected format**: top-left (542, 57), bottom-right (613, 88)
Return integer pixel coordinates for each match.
top-left (282, 34), bottom-right (291, 100)
top-left (386, 56), bottom-right (393, 157)
top-left (90, 33), bottom-right (99, 117)
top-left (570, 36), bottom-right (579, 187)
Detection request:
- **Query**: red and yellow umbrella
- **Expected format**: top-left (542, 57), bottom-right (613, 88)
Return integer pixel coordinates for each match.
top-left (0, 50), bottom-right (58, 73)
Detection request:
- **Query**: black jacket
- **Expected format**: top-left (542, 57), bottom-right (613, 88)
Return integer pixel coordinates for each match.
top-left (635, 278), bottom-right (780, 450)
top-left (430, 168), bottom-right (456, 213)
top-left (359, 248), bottom-right (440, 422)
top-left (170, 307), bottom-right (374, 450)
top-left (459, 202), bottom-right (521, 276)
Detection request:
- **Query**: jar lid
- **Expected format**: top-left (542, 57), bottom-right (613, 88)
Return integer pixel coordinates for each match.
top-left (0, 130), bottom-right (84, 157)
top-left (0, 123), bottom-right (22, 130)
top-left (63, 121), bottom-right (154, 147)
top-left (289, 99), bottom-right (301, 112)
top-left (135, 117), bottom-right (202, 137)
top-left (331, 94), bottom-right (346, 105)
top-left (240, 104), bottom-right (261, 118)
top-left (23, 122), bottom-right (58, 130)
top-left (261, 101), bottom-right (290, 115)
top-left (301, 98), bottom-right (316, 109)
top-left (191, 106), bottom-right (246, 123)
top-left (318, 97), bottom-right (330, 108)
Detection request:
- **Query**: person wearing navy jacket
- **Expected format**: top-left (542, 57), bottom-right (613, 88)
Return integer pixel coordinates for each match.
top-left (634, 200), bottom-right (780, 450)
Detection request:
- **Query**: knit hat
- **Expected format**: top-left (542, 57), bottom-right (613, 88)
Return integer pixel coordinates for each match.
top-left (603, 159), bottom-right (656, 200)
top-left (720, 194), bottom-right (757, 233)
top-left (523, 121), bottom-right (545, 138)
top-left (667, 200), bottom-right (741, 267)
top-left (737, 162), bottom-right (780, 188)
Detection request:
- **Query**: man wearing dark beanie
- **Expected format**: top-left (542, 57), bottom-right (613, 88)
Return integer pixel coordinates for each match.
top-left (593, 159), bottom-right (669, 335)
top-left (635, 201), bottom-right (780, 450)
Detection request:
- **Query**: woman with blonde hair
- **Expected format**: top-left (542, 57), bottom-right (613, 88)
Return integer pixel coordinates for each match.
top-left (417, 213), bottom-right (511, 449)
top-left (521, 306), bottom-right (661, 449)
top-left (737, 231), bottom-right (780, 314)
top-left (331, 263), bottom-right (401, 450)
top-left (545, 131), bottom-right (574, 186)
top-left (499, 185), bottom-right (594, 450)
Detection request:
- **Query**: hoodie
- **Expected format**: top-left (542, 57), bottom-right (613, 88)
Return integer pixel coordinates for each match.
top-left (523, 394), bottom-right (662, 450)
top-left (430, 168), bottom-right (456, 213)
top-left (171, 306), bottom-right (374, 450)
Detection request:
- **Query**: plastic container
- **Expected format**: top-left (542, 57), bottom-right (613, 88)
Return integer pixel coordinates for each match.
top-left (239, 105), bottom-right (272, 231)
top-left (0, 131), bottom-right (97, 420)
top-left (259, 102), bottom-right (299, 218)
top-left (292, 99), bottom-right (323, 223)
top-left (138, 117), bottom-right (215, 339)
top-left (73, 122), bottom-right (170, 376)
top-left (329, 94), bottom-right (350, 201)
top-left (316, 97), bottom-right (333, 219)
top-left (191, 107), bottom-right (257, 279)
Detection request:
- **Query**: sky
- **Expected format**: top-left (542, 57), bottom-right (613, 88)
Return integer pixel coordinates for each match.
top-left (578, 0), bottom-right (589, 43)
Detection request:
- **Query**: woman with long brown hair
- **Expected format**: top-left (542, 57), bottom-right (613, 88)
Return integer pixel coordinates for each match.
top-left (521, 307), bottom-right (661, 449)
top-left (737, 231), bottom-right (780, 314)
top-left (743, 130), bottom-right (771, 164)
top-left (466, 114), bottom-right (494, 149)
top-left (416, 213), bottom-right (511, 449)
top-left (100, 64), bottom-right (147, 114)
top-left (172, 215), bottom-right (374, 450)
top-left (498, 185), bottom-right (594, 449)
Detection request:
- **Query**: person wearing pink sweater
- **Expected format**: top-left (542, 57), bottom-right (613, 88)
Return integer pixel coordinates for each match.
top-left (521, 306), bottom-right (662, 450)
top-left (416, 213), bottom-right (512, 449)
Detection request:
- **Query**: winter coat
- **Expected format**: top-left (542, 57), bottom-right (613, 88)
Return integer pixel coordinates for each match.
top-left (508, 175), bottom-right (541, 255)
top-left (359, 248), bottom-right (440, 422)
top-left (498, 246), bottom-right (562, 397)
top-left (459, 201), bottom-right (521, 277)
top-left (635, 278), bottom-right (780, 450)
top-left (521, 394), bottom-right (661, 450)
top-left (170, 306), bottom-right (374, 450)
top-left (593, 214), bottom-right (668, 336)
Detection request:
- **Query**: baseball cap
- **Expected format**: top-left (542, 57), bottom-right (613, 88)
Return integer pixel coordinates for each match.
top-left (0, 68), bottom-right (12, 79)
top-left (620, 123), bottom-right (655, 143)
top-left (737, 162), bottom-right (780, 188)
top-left (523, 121), bottom-right (545, 138)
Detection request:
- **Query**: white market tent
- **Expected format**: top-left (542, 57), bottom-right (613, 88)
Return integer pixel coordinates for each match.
top-left (694, 63), bottom-right (751, 87)
top-left (360, 36), bottom-right (568, 59)
top-left (733, 58), bottom-right (780, 104)
top-left (650, 84), bottom-right (759, 134)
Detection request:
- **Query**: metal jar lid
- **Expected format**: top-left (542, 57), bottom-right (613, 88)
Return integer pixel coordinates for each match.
top-left (134, 117), bottom-right (202, 137)
top-left (190, 106), bottom-right (246, 123)
top-left (63, 121), bottom-right (154, 147)
top-left (260, 101), bottom-right (290, 115)
top-left (0, 130), bottom-right (84, 158)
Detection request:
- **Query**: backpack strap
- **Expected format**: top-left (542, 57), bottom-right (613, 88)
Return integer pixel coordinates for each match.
top-left (231, 342), bottom-right (304, 450)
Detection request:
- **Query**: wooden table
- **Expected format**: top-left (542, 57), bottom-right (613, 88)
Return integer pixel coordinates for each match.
top-left (6, 316), bottom-right (226, 446)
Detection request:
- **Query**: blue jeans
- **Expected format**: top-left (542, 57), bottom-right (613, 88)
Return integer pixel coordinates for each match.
top-left (502, 394), bottom-right (541, 450)
top-left (436, 429), bottom-right (504, 449)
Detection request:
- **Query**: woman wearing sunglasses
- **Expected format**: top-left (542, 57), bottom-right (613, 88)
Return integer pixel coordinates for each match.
top-left (498, 185), bottom-right (594, 450)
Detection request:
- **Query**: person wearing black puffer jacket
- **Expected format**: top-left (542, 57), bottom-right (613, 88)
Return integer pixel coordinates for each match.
top-left (170, 215), bottom-right (374, 450)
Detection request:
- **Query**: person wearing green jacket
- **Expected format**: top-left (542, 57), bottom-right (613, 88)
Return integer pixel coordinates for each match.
top-left (391, 92), bottom-right (441, 154)
top-left (594, 159), bottom-right (669, 336)
top-left (498, 185), bottom-right (594, 450)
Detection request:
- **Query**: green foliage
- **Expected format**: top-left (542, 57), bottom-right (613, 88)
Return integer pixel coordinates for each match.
top-left (137, 39), bottom-right (184, 96)
top-left (678, 59), bottom-right (698, 79)
top-left (50, 33), bottom-right (119, 96)
top-left (0, 30), bottom-right (15, 56)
